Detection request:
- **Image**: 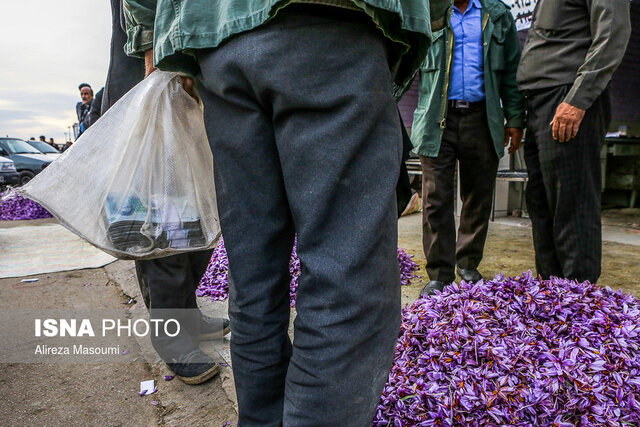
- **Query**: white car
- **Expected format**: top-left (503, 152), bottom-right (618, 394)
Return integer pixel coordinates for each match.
top-left (0, 156), bottom-right (20, 189)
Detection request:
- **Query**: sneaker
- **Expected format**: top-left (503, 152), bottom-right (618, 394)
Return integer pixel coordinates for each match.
top-left (199, 316), bottom-right (231, 341)
top-left (166, 349), bottom-right (221, 385)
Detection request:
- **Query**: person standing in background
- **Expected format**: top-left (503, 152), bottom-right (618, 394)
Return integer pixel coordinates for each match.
top-left (86, 87), bottom-right (104, 128)
top-left (75, 83), bottom-right (93, 137)
top-left (517, 0), bottom-right (631, 284)
top-left (101, 0), bottom-right (230, 385)
top-left (411, 0), bottom-right (525, 296)
top-left (61, 141), bottom-right (73, 152)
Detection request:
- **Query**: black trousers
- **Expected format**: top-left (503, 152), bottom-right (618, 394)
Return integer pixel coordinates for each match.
top-left (104, 0), bottom-right (214, 360)
top-left (197, 6), bottom-right (402, 426)
top-left (102, 0), bottom-right (145, 113)
top-left (524, 85), bottom-right (611, 283)
top-left (135, 250), bottom-right (213, 360)
top-left (420, 106), bottom-right (499, 283)
top-left (397, 111), bottom-right (414, 217)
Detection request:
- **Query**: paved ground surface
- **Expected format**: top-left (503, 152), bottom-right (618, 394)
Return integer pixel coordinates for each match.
top-left (399, 213), bottom-right (640, 304)
top-left (1, 212), bottom-right (639, 425)
top-left (0, 254), bottom-right (236, 426)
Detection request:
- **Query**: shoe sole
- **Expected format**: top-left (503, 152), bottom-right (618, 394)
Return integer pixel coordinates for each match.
top-left (177, 363), bottom-right (221, 385)
top-left (199, 325), bottom-right (231, 341)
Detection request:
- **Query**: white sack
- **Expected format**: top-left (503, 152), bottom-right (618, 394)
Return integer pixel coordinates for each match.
top-left (20, 71), bottom-right (220, 259)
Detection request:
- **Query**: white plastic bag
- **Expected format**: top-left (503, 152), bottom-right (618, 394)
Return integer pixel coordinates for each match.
top-left (20, 71), bottom-right (220, 259)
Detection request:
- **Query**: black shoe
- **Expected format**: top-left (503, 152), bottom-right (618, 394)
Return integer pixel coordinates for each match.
top-left (166, 349), bottom-right (221, 385)
top-left (199, 316), bottom-right (231, 341)
top-left (457, 267), bottom-right (483, 283)
top-left (419, 280), bottom-right (448, 297)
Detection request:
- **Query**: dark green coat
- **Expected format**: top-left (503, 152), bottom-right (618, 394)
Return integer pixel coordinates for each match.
top-left (122, 0), bottom-right (454, 94)
top-left (411, 0), bottom-right (525, 158)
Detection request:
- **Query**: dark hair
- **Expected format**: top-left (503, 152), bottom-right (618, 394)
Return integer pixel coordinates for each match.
top-left (78, 83), bottom-right (93, 95)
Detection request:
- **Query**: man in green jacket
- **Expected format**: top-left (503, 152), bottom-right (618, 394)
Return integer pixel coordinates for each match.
top-left (411, 0), bottom-right (525, 295)
top-left (123, 0), bottom-right (447, 425)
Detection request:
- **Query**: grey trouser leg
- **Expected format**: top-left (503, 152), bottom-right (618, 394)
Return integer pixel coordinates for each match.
top-left (420, 107), bottom-right (498, 282)
top-left (524, 85), bottom-right (610, 283)
top-left (197, 6), bottom-right (402, 426)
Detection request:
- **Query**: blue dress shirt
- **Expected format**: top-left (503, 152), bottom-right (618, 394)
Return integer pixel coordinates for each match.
top-left (449, 0), bottom-right (485, 102)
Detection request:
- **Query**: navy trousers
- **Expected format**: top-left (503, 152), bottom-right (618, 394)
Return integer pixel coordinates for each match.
top-left (197, 6), bottom-right (402, 426)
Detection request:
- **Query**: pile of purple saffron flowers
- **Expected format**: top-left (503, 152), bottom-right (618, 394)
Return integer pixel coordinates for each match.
top-left (196, 237), bottom-right (231, 302)
top-left (0, 190), bottom-right (52, 221)
top-left (197, 237), bottom-right (421, 307)
top-left (398, 247), bottom-right (421, 286)
top-left (373, 272), bottom-right (640, 426)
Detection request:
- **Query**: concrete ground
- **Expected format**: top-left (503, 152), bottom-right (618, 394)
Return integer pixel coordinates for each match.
top-left (1, 212), bottom-right (639, 425)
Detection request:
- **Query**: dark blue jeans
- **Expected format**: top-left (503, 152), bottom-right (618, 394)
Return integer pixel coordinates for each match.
top-left (197, 6), bottom-right (402, 426)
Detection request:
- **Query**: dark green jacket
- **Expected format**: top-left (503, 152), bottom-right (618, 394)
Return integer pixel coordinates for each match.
top-left (122, 0), bottom-right (447, 95)
top-left (411, 0), bottom-right (525, 158)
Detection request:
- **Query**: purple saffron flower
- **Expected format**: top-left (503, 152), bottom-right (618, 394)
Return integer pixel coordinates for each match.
top-left (0, 189), bottom-right (52, 221)
top-left (372, 273), bottom-right (640, 425)
top-left (198, 236), bottom-right (421, 306)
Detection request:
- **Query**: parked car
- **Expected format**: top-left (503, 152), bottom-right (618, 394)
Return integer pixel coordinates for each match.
top-left (0, 138), bottom-right (53, 185)
top-left (0, 156), bottom-right (20, 190)
top-left (26, 140), bottom-right (61, 159)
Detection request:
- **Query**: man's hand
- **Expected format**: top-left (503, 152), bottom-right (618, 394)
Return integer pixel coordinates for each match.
top-left (144, 49), bottom-right (157, 78)
top-left (551, 102), bottom-right (586, 143)
top-left (144, 49), bottom-right (198, 102)
top-left (504, 127), bottom-right (524, 155)
top-left (179, 76), bottom-right (199, 103)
